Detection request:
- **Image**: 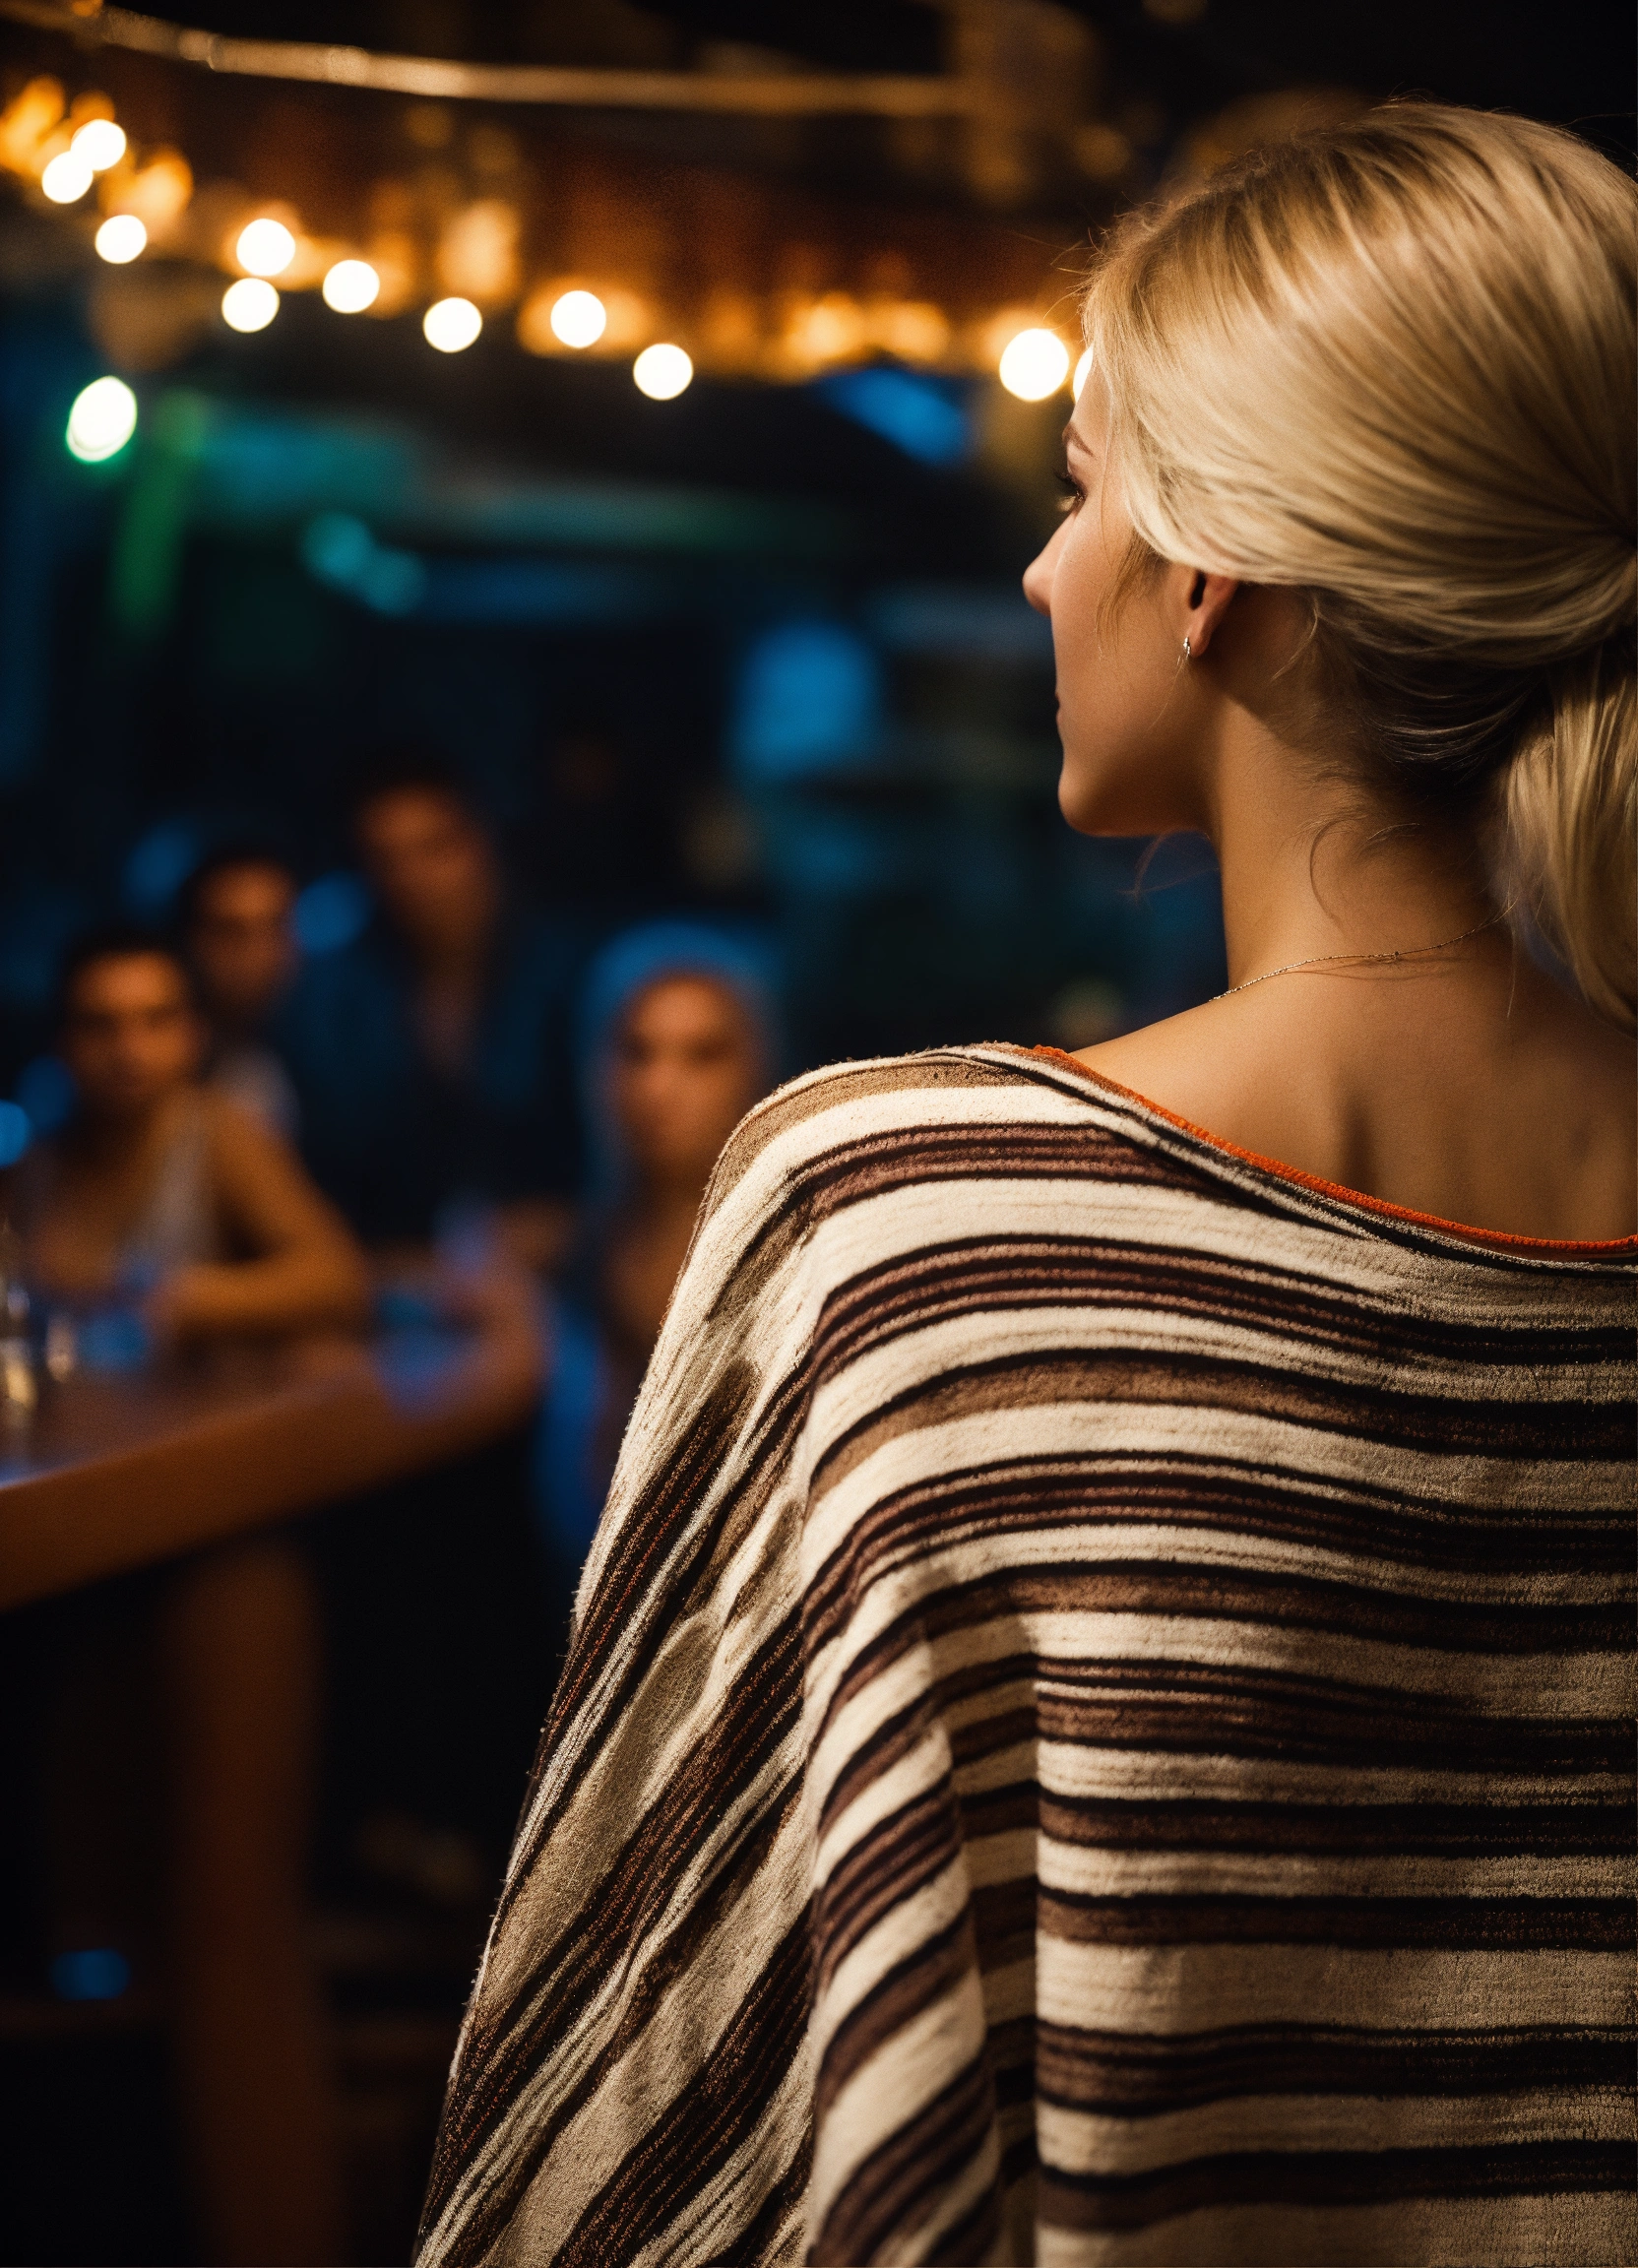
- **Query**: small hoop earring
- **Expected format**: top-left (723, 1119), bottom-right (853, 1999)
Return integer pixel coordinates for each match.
top-left (1181, 634), bottom-right (1192, 662)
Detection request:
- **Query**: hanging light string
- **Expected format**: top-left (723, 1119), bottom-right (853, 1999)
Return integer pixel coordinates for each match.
top-left (0, 27), bottom-right (1098, 396)
top-left (0, 1), bottom-right (979, 113)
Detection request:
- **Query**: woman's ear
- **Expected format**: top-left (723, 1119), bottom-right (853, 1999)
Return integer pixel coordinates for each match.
top-left (1174, 563), bottom-right (1238, 660)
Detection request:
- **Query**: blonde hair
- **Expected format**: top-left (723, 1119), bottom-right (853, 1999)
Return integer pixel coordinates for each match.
top-left (1082, 104), bottom-right (1637, 1029)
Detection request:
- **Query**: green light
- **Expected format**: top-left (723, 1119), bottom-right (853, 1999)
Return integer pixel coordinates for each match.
top-left (66, 377), bottom-right (138, 464)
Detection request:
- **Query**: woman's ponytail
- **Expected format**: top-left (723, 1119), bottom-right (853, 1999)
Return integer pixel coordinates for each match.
top-left (1502, 640), bottom-right (1636, 1032)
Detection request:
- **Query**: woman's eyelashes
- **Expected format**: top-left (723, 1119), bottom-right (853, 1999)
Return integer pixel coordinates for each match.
top-left (1055, 470), bottom-right (1084, 513)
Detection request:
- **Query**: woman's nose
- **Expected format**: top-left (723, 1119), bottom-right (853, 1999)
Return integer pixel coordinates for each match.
top-left (1022, 540), bottom-right (1054, 618)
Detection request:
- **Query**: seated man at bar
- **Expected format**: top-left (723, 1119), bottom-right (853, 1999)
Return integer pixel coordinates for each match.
top-left (280, 749), bottom-right (582, 1262)
top-left (21, 922), bottom-right (365, 1344)
top-left (20, 923), bottom-right (368, 2264)
top-left (178, 843), bottom-right (303, 1141)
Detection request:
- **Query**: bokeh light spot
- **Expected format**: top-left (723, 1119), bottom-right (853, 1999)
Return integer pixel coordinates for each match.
top-left (221, 278), bottom-right (279, 333)
top-left (51, 1948), bottom-right (132, 2002)
top-left (235, 217), bottom-right (296, 277)
top-left (423, 296), bottom-right (482, 352)
top-left (66, 376), bottom-right (138, 463)
top-left (732, 621), bottom-right (882, 783)
top-left (41, 151), bottom-right (94, 205)
top-left (322, 258), bottom-right (380, 314)
top-left (998, 327), bottom-right (1070, 402)
top-left (0, 1102), bottom-right (30, 1168)
top-left (633, 343), bottom-right (693, 401)
top-left (549, 289), bottom-right (607, 348)
top-left (70, 119), bottom-right (126, 172)
top-left (94, 214), bottom-right (147, 264)
top-left (293, 872), bottom-right (372, 956)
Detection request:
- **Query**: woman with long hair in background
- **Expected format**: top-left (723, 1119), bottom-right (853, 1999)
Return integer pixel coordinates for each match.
top-left (533, 921), bottom-right (779, 1586)
top-left (420, 106), bottom-right (1634, 2268)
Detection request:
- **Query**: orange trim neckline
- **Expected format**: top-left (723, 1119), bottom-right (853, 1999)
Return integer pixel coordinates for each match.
top-left (1027, 1044), bottom-right (1638, 1258)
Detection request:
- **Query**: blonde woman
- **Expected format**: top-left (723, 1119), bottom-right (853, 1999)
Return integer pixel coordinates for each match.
top-left (419, 108), bottom-right (1635, 2268)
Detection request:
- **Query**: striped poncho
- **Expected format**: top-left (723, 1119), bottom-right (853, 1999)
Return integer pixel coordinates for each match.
top-left (419, 1043), bottom-right (1637, 2267)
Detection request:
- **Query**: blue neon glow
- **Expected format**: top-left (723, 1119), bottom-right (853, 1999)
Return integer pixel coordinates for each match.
top-left (75, 1310), bottom-right (154, 1372)
top-left (815, 370), bottom-right (971, 467)
top-left (300, 511), bottom-right (372, 584)
top-left (416, 559), bottom-right (659, 626)
top-left (15, 1056), bottom-right (73, 1138)
top-left (123, 818), bottom-right (202, 918)
top-left (300, 513), bottom-right (426, 615)
top-left (51, 1947), bottom-right (132, 2001)
top-left (0, 1101), bottom-right (29, 1166)
top-left (292, 871), bottom-right (371, 957)
top-left (731, 621), bottom-right (883, 784)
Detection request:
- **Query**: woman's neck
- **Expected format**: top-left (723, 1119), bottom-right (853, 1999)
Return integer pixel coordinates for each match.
top-left (1208, 724), bottom-right (1498, 990)
top-left (1077, 704), bottom-right (1634, 1240)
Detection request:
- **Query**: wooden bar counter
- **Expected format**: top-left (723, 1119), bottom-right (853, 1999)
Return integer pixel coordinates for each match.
top-left (0, 1271), bottom-right (541, 1612)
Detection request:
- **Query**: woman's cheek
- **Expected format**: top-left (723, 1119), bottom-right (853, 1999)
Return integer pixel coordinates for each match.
top-left (1046, 530), bottom-right (1095, 701)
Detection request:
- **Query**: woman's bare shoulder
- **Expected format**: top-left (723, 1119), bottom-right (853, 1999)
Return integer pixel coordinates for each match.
top-left (1075, 966), bottom-right (1636, 1240)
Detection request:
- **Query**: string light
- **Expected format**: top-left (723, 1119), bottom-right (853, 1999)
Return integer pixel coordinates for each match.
top-left (221, 277), bottom-right (280, 332)
top-left (69, 119), bottom-right (126, 172)
top-left (94, 214), bottom-right (147, 264)
top-left (18, 98), bottom-right (1117, 398)
top-left (549, 288), bottom-right (607, 348)
top-left (40, 151), bottom-right (94, 204)
top-left (633, 343), bottom-right (692, 400)
top-left (423, 296), bottom-right (481, 351)
top-left (66, 376), bottom-right (138, 463)
top-left (235, 218), bottom-right (295, 278)
top-left (997, 328), bottom-right (1070, 402)
top-left (322, 258), bottom-right (380, 313)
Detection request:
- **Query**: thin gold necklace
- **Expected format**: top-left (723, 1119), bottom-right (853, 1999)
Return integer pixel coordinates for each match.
top-left (1214, 907), bottom-right (1511, 1001)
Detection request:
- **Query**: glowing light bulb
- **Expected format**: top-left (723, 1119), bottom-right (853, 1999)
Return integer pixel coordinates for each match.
top-left (423, 296), bottom-right (481, 352)
top-left (70, 119), bottom-right (126, 172)
top-left (94, 214), bottom-right (147, 265)
top-left (221, 277), bottom-right (279, 333)
top-left (1071, 346), bottom-right (1094, 402)
top-left (322, 258), bottom-right (380, 314)
top-left (235, 218), bottom-right (295, 278)
top-left (633, 343), bottom-right (693, 401)
top-left (997, 327), bottom-right (1070, 403)
top-left (66, 376), bottom-right (138, 464)
top-left (549, 289), bottom-right (606, 348)
top-left (41, 151), bottom-right (94, 205)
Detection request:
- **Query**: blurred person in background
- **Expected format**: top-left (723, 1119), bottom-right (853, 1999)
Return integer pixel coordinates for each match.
top-left (19, 923), bottom-right (365, 1346)
top-left (277, 758), bottom-right (584, 1987)
top-left (281, 748), bottom-right (582, 1262)
top-left (178, 845), bottom-right (303, 1141)
top-left (18, 923), bottom-right (368, 2265)
top-left (535, 922), bottom-right (778, 1591)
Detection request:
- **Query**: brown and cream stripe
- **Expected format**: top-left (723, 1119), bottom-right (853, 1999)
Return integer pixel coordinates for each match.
top-left (417, 1041), bottom-right (1636, 2266)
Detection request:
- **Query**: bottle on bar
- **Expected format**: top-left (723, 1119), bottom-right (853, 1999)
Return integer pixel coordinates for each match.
top-left (0, 1216), bottom-right (36, 1427)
